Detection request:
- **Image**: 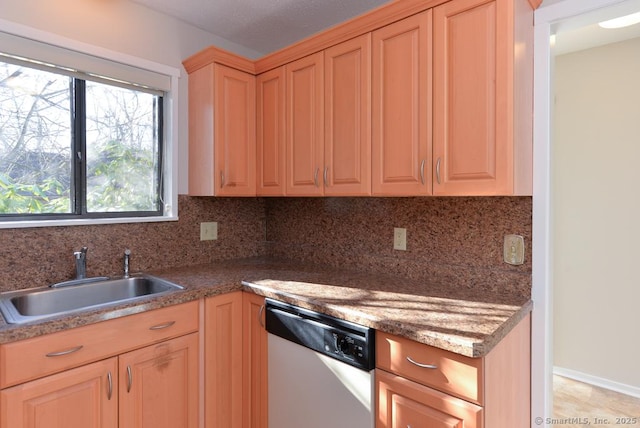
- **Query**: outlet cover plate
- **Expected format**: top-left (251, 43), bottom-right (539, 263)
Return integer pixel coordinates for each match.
top-left (393, 227), bottom-right (407, 251)
top-left (503, 234), bottom-right (525, 265)
top-left (200, 222), bottom-right (218, 241)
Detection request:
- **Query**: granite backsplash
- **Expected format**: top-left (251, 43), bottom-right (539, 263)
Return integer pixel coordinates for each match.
top-left (0, 195), bottom-right (532, 300)
top-left (0, 196), bottom-right (267, 292)
top-left (265, 197), bottom-right (532, 300)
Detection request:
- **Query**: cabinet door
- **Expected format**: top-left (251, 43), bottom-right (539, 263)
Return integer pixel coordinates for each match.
top-left (324, 34), bottom-right (372, 196)
top-left (205, 292), bottom-right (243, 428)
top-left (214, 63), bottom-right (257, 196)
top-left (1, 358), bottom-right (117, 428)
top-left (188, 63), bottom-right (216, 196)
top-left (119, 333), bottom-right (199, 428)
top-left (286, 52), bottom-right (324, 196)
top-left (433, 0), bottom-right (514, 195)
top-left (372, 12), bottom-right (432, 196)
top-left (257, 67), bottom-right (286, 196)
top-left (376, 370), bottom-right (482, 428)
top-left (242, 293), bottom-right (268, 428)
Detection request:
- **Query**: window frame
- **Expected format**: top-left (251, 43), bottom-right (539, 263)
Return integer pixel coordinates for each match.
top-left (0, 19), bottom-right (180, 229)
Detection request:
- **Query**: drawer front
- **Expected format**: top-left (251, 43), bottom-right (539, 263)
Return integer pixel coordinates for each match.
top-left (376, 331), bottom-right (483, 404)
top-left (0, 300), bottom-right (199, 389)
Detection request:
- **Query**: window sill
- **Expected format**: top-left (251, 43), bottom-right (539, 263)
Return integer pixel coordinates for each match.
top-left (0, 215), bottom-right (178, 230)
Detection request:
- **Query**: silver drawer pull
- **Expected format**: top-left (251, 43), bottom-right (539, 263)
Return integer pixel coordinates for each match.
top-left (419, 159), bottom-right (426, 185)
top-left (127, 365), bottom-right (133, 392)
top-left (258, 304), bottom-right (265, 328)
top-left (107, 371), bottom-right (113, 400)
top-left (46, 345), bottom-right (83, 357)
top-left (149, 320), bottom-right (176, 330)
top-left (406, 356), bottom-right (438, 369)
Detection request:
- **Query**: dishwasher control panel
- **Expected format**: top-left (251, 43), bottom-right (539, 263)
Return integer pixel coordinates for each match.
top-left (265, 298), bottom-right (375, 371)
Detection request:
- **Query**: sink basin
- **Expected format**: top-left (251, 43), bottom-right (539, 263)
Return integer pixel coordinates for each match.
top-left (0, 275), bottom-right (184, 324)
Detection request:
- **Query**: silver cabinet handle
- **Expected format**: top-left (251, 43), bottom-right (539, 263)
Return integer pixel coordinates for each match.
top-left (220, 171), bottom-right (225, 188)
top-left (149, 320), bottom-right (176, 330)
top-left (126, 365), bottom-right (133, 392)
top-left (419, 159), bottom-right (425, 185)
top-left (258, 304), bottom-right (265, 328)
top-left (406, 356), bottom-right (438, 369)
top-left (313, 167), bottom-right (320, 187)
top-left (46, 345), bottom-right (83, 357)
top-left (107, 371), bottom-right (113, 400)
top-left (436, 157), bottom-right (441, 185)
top-left (323, 167), bottom-right (329, 187)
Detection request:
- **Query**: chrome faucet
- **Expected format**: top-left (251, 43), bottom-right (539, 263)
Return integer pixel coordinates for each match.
top-left (74, 247), bottom-right (88, 279)
top-left (123, 249), bottom-right (131, 278)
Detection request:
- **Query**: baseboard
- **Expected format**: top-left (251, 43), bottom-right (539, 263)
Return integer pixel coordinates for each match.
top-left (554, 366), bottom-right (640, 399)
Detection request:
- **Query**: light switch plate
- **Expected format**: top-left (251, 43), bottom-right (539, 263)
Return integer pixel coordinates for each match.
top-left (200, 222), bottom-right (218, 241)
top-left (503, 234), bottom-right (525, 265)
top-left (393, 227), bottom-right (407, 251)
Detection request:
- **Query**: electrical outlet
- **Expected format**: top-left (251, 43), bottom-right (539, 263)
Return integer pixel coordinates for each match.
top-left (200, 222), bottom-right (218, 241)
top-left (503, 234), bottom-right (525, 265)
top-left (393, 227), bottom-right (407, 251)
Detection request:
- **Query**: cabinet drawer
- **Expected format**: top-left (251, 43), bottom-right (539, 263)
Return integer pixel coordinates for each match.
top-left (0, 300), bottom-right (199, 389)
top-left (376, 331), bottom-right (483, 404)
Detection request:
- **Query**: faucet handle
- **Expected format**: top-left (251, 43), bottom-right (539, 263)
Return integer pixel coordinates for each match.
top-left (123, 249), bottom-right (131, 278)
top-left (74, 247), bottom-right (88, 260)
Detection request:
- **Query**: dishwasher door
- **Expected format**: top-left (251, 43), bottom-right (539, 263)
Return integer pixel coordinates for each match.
top-left (268, 332), bottom-right (374, 428)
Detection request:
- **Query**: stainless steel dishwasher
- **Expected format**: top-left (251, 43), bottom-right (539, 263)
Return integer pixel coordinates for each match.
top-left (265, 298), bottom-right (376, 428)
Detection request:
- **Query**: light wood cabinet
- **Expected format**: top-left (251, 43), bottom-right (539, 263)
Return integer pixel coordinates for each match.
top-left (119, 333), bottom-right (199, 428)
top-left (257, 67), bottom-right (286, 196)
top-left (205, 292), bottom-right (244, 428)
top-left (324, 34), bottom-right (372, 196)
top-left (376, 314), bottom-right (531, 428)
top-left (433, 0), bottom-right (533, 195)
top-left (285, 52), bottom-right (325, 196)
top-left (0, 302), bottom-right (200, 428)
top-left (242, 292), bottom-right (268, 428)
top-left (1, 358), bottom-right (118, 428)
top-left (205, 291), bottom-right (268, 428)
top-left (377, 369), bottom-right (483, 428)
top-left (186, 0), bottom-right (536, 198)
top-left (185, 52), bottom-right (256, 196)
top-left (372, 11), bottom-right (432, 196)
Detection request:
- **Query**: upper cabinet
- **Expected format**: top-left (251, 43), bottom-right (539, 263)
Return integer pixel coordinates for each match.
top-left (285, 52), bottom-right (325, 196)
top-left (257, 67), bottom-right (286, 196)
top-left (324, 34), bottom-right (372, 196)
top-left (372, 12), bottom-right (432, 196)
top-left (433, 0), bottom-right (533, 195)
top-left (186, 0), bottom-right (538, 198)
top-left (184, 49), bottom-right (256, 196)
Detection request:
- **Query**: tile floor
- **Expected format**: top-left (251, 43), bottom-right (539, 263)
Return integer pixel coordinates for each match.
top-left (551, 375), bottom-right (640, 427)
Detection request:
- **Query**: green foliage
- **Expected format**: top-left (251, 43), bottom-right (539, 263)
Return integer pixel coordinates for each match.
top-left (0, 174), bottom-right (69, 214)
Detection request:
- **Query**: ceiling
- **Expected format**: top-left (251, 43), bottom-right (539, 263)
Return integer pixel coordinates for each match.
top-left (552, 0), bottom-right (640, 55)
top-left (129, 0), bottom-right (392, 57)
top-left (128, 0), bottom-right (640, 58)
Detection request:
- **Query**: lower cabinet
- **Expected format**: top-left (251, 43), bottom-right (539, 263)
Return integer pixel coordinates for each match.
top-left (205, 291), bottom-right (267, 428)
top-left (119, 333), bottom-right (199, 428)
top-left (375, 314), bottom-right (531, 428)
top-left (242, 292), bottom-right (268, 428)
top-left (0, 302), bottom-right (200, 428)
top-left (1, 358), bottom-right (118, 428)
top-left (377, 369), bottom-right (482, 428)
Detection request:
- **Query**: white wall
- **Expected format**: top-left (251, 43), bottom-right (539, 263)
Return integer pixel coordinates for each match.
top-left (553, 37), bottom-right (640, 389)
top-left (0, 0), bottom-right (262, 194)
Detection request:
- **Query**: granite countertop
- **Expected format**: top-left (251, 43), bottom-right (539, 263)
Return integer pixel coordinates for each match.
top-left (0, 257), bottom-right (532, 358)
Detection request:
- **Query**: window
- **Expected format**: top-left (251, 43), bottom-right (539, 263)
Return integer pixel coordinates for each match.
top-left (0, 58), bottom-right (163, 219)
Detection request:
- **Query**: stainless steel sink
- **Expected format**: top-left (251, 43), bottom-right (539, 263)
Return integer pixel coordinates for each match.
top-left (0, 275), bottom-right (184, 324)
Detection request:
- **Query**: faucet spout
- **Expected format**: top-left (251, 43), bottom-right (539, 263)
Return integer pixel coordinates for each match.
top-left (74, 246), bottom-right (88, 279)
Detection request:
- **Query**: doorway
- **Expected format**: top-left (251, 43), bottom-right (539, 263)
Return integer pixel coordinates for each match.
top-left (533, 0), bottom-right (640, 424)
